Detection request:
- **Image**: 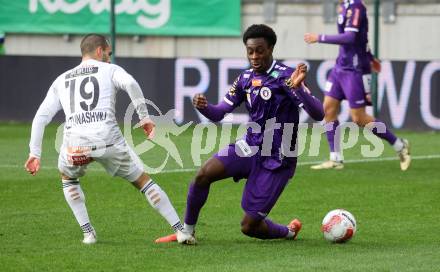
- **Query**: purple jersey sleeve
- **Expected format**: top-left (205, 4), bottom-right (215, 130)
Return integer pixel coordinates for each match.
top-left (198, 101), bottom-right (235, 122)
top-left (319, 32), bottom-right (356, 45)
top-left (198, 74), bottom-right (245, 122)
top-left (293, 84), bottom-right (325, 121)
top-left (222, 74), bottom-right (246, 108)
top-left (280, 70), bottom-right (324, 121)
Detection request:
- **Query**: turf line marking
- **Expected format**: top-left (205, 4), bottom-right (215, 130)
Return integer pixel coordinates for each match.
top-left (5, 154), bottom-right (440, 174)
top-left (298, 154), bottom-right (440, 166)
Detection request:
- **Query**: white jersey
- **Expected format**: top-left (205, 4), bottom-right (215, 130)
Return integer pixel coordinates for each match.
top-left (29, 59), bottom-right (149, 158)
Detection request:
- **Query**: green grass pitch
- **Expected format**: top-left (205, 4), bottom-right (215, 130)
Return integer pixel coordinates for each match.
top-left (1, 123), bottom-right (439, 271)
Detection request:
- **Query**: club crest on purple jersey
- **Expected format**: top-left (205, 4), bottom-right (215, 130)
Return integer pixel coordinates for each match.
top-left (260, 87), bottom-right (272, 100)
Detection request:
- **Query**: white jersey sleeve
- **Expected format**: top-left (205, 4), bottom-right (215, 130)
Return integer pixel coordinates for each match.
top-left (29, 81), bottom-right (62, 158)
top-left (112, 66), bottom-right (149, 120)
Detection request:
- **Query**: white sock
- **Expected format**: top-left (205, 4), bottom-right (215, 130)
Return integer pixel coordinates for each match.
top-left (330, 152), bottom-right (344, 162)
top-left (286, 230), bottom-right (295, 238)
top-left (141, 180), bottom-right (183, 232)
top-left (62, 180), bottom-right (94, 233)
top-left (393, 138), bottom-right (404, 152)
top-left (183, 223), bottom-right (195, 234)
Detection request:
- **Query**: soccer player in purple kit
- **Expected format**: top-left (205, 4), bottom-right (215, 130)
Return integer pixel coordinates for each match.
top-left (304, 0), bottom-right (411, 170)
top-left (156, 24), bottom-right (324, 244)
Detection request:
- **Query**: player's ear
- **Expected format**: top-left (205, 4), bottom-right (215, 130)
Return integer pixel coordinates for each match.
top-left (96, 46), bottom-right (102, 58)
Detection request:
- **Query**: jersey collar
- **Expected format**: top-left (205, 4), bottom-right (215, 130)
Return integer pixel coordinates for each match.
top-left (266, 60), bottom-right (276, 74)
top-left (249, 60), bottom-right (276, 75)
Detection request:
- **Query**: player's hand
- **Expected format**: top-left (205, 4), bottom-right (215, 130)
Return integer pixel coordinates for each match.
top-left (24, 155), bottom-right (40, 176)
top-left (371, 58), bottom-right (381, 73)
top-left (290, 63), bottom-right (308, 89)
top-left (139, 118), bottom-right (156, 140)
top-left (193, 94), bottom-right (208, 110)
top-left (304, 33), bottom-right (319, 44)
top-left (365, 93), bottom-right (372, 104)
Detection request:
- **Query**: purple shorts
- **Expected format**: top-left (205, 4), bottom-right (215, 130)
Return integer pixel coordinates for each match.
top-left (214, 144), bottom-right (296, 220)
top-left (325, 68), bottom-right (367, 108)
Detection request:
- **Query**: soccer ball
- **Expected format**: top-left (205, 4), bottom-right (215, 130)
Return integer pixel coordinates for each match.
top-left (321, 209), bottom-right (357, 243)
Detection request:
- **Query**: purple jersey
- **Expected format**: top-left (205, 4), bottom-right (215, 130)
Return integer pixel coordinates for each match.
top-left (336, 0), bottom-right (370, 71)
top-left (223, 61), bottom-right (302, 169)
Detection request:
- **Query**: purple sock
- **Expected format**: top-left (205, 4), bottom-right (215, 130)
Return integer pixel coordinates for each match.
top-left (184, 182), bottom-right (210, 225)
top-left (325, 120), bottom-right (340, 152)
top-left (371, 119), bottom-right (397, 145)
top-left (264, 219), bottom-right (289, 239)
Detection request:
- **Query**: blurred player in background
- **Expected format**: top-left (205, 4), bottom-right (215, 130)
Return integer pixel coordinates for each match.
top-left (157, 24), bottom-right (324, 244)
top-left (304, 0), bottom-right (411, 171)
top-left (24, 34), bottom-right (184, 244)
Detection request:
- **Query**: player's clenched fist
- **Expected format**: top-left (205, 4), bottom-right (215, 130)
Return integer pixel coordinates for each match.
top-left (290, 63), bottom-right (308, 89)
top-left (193, 94), bottom-right (208, 110)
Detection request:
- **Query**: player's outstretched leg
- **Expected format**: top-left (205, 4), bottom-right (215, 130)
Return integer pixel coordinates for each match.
top-left (155, 181), bottom-right (205, 245)
top-left (179, 157), bottom-right (227, 244)
top-left (62, 178), bottom-right (97, 244)
top-left (240, 215), bottom-right (302, 240)
top-left (135, 173), bottom-right (184, 236)
top-left (351, 107), bottom-right (411, 171)
top-left (155, 157), bottom-right (228, 245)
top-left (368, 120), bottom-right (411, 171)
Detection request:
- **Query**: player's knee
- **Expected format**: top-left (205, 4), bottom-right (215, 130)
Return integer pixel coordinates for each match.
top-left (352, 115), bottom-right (367, 126)
top-left (194, 168), bottom-right (212, 187)
top-left (351, 115), bottom-right (361, 125)
top-left (324, 115), bottom-right (336, 123)
top-left (324, 108), bottom-right (337, 121)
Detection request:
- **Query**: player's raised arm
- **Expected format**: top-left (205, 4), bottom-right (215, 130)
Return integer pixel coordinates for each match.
top-left (112, 66), bottom-right (155, 139)
top-left (305, 31), bottom-right (356, 45)
top-left (193, 75), bottom-right (244, 122)
top-left (193, 94), bottom-right (235, 122)
top-left (305, 3), bottom-right (363, 46)
top-left (25, 84), bottom-right (62, 175)
top-left (286, 63), bottom-right (324, 121)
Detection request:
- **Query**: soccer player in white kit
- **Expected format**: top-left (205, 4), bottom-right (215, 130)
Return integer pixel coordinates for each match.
top-left (24, 34), bottom-right (183, 244)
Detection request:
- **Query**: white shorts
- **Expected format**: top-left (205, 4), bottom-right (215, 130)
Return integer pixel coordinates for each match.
top-left (58, 140), bottom-right (144, 182)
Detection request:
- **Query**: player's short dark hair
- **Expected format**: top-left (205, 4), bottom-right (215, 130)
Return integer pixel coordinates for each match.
top-left (80, 34), bottom-right (110, 56)
top-left (242, 24), bottom-right (277, 48)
